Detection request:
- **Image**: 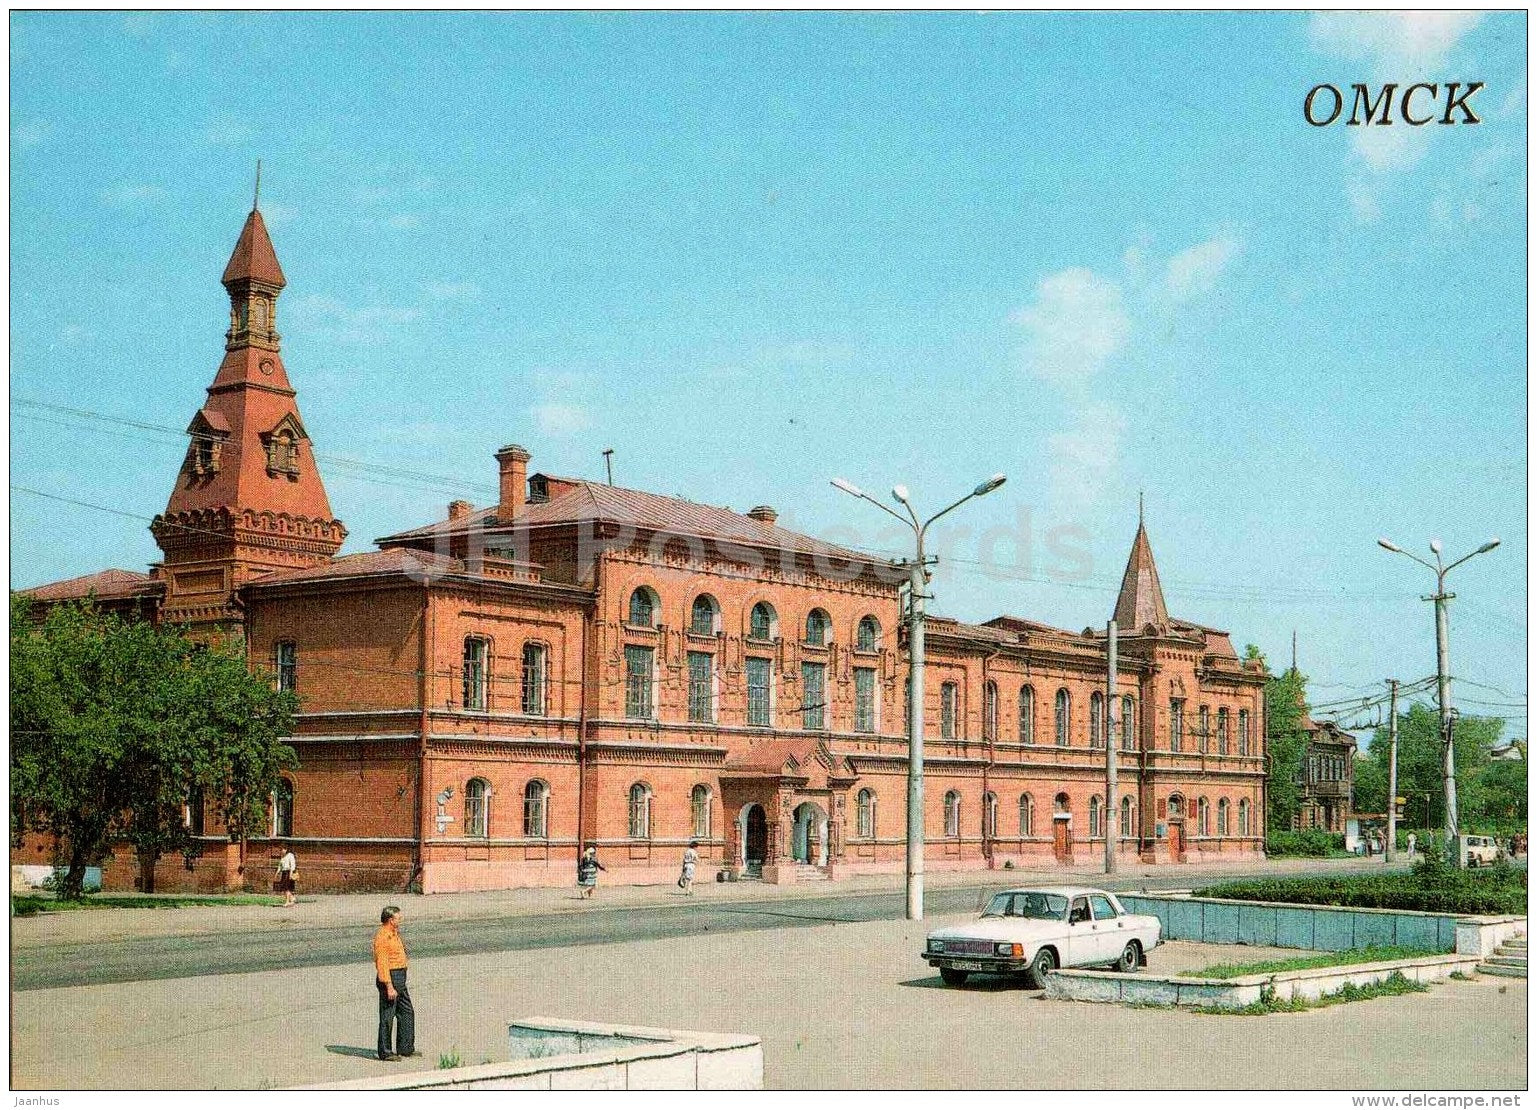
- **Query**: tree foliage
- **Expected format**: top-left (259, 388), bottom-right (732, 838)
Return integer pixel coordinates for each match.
top-left (1259, 656), bottom-right (1311, 831)
top-left (10, 596), bottom-right (297, 898)
top-left (1363, 702), bottom-right (1516, 832)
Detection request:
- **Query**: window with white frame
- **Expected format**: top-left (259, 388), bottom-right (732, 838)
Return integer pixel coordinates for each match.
top-left (746, 657), bottom-right (772, 727)
top-left (983, 682), bottom-right (998, 743)
top-left (521, 642), bottom-right (547, 716)
top-left (856, 615), bottom-right (880, 652)
top-left (463, 636), bottom-right (489, 710)
top-left (1120, 794), bottom-right (1134, 838)
top-left (1019, 793), bottom-right (1034, 836)
top-left (801, 662), bottom-right (826, 730)
top-left (804, 609), bottom-right (830, 646)
top-left (1170, 699), bottom-right (1185, 752)
top-left (1218, 797), bottom-right (1230, 836)
top-left (690, 595), bottom-right (719, 636)
top-left (854, 667), bottom-right (876, 733)
top-left (1217, 707), bottom-right (1229, 754)
top-left (1121, 695), bottom-right (1135, 747)
top-left (1019, 685), bottom-right (1035, 744)
top-left (749, 601), bottom-right (776, 641)
top-left (1198, 705), bottom-right (1210, 752)
top-left (1238, 709), bottom-right (1251, 755)
top-left (857, 788), bottom-right (876, 838)
top-left (465, 777), bottom-right (490, 838)
top-left (275, 641), bottom-right (297, 694)
top-left (687, 651), bottom-right (714, 723)
top-left (1055, 689), bottom-right (1070, 746)
top-left (940, 682), bottom-right (959, 739)
top-left (1238, 798), bottom-right (1250, 836)
top-left (624, 645), bottom-right (655, 719)
top-left (944, 791), bottom-right (961, 838)
top-left (1089, 795), bottom-right (1102, 838)
top-left (628, 587), bottom-right (657, 628)
top-left (523, 780), bottom-right (548, 838)
top-left (1197, 796), bottom-right (1210, 836)
top-left (691, 784), bottom-right (711, 839)
top-left (1090, 691), bottom-right (1104, 748)
top-left (627, 783), bottom-right (652, 839)
top-left (983, 791), bottom-right (998, 839)
top-left (271, 778), bottom-right (294, 838)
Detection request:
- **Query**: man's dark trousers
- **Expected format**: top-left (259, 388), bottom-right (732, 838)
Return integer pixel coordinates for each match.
top-left (377, 968), bottom-right (415, 1058)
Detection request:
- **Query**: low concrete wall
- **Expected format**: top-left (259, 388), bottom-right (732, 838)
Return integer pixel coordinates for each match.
top-left (1047, 952), bottom-right (1483, 1010)
top-left (1119, 893), bottom-right (1523, 956)
top-left (295, 1017), bottom-right (762, 1091)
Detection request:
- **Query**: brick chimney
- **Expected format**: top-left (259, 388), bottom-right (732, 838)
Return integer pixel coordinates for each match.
top-left (448, 499), bottom-right (473, 522)
top-left (495, 445), bottom-right (531, 520)
top-left (746, 505), bottom-right (778, 524)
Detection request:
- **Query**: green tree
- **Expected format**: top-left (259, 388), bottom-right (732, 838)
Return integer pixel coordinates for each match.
top-left (1259, 655), bottom-right (1310, 831)
top-left (10, 596), bottom-right (297, 898)
top-left (1364, 703), bottom-right (1505, 833)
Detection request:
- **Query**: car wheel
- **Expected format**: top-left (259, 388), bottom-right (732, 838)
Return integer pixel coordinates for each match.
top-left (939, 967), bottom-right (968, 987)
top-left (1023, 946), bottom-right (1057, 989)
top-left (1115, 941), bottom-right (1140, 973)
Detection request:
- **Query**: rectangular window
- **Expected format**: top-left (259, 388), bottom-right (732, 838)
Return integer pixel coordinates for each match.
top-left (462, 638), bottom-right (488, 710)
top-left (801, 662), bottom-right (826, 730)
top-left (940, 683), bottom-right (958, 739)
top-left (746, 657), bottom-right (772, 727)
top-left (854, 667), bottom-right (876, 733)
top-left (521, 643), bottom-right (546, 716)
top-left (687, 651), bottom-right (714, 723)
top-left (275, 641), bottom-right (297, 693)
top-left (624, 645), bottom-right (654, 719)
top-left (1170, 699), bottom-right (1184, 752)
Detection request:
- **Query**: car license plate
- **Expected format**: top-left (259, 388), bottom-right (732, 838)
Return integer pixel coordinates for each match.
top-left (950, 959), bottom-right (988, 971)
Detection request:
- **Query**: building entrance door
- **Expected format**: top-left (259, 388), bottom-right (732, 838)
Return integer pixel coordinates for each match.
top-left (745, 804), bottom-right (768, 866)
top-left (1168, 820), bottom-right (1184, 861)
top-left (1053, 816), bottom-right (1072, 862)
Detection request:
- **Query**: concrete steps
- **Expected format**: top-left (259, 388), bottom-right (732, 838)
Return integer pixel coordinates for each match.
top-left (1478, 934), bottom-right (1527, 979)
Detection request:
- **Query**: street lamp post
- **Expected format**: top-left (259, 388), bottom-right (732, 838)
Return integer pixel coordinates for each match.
top-left (833, 472), bottom-right (1006, 920)
top-left (1377, 536), bottom-right (1500, 866)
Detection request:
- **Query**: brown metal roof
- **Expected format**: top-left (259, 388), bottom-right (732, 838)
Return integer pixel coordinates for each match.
top-left (19, 568), bottom-right (162, 602)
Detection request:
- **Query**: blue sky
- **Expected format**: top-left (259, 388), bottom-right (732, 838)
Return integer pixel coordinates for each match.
top-left (10, 11), bottom-right (1526, 739)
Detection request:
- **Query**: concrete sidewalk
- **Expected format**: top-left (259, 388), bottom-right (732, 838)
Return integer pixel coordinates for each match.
top-left (10, 855), bottom-right (1410, 948)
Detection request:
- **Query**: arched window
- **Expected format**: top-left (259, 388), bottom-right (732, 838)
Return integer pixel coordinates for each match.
top-left (1238, 798), bottom-right (1251, 836)
top-left (1019, 793), bottom-right (1034, 836)
top-left (749, 601), bottom-right (777, 641)
top-left (805, 608), bottom-right (831, 646)
top-left (1218, 798), bottom-right (1230, 836)
top-left (628, 587), bottom-right (658, 628)
top-left (1120, 794), bottom-right (1134, 838)
top-left (1217, 708), bottom-right (1230, 755)
top-left (1197, 797), bottom-right (1210, 836)
top-left (1168, 794), bottom-right (1184, 819)
top-left (944, 791), bottom-right (961, 838)
top-left (463, 636), bottom-right (489, 710)
top-left (1054, 791), bottom-right (1071, 816)
top-left (465, 777), bottom-right (490, 838)
top-left (628, 783), bottom-right (652, 839)
top-left (1055, 689), bottom-right (1070, 746)
top-left (1238, 709), bottom-right (1251, 755)
top-left (1121, 695), bottom-right (1135, 747)
top-left (274, 640), bottom-right (298, 694)
top-left (521, 642), bottom-right (547, 716)
top-left (523, 780), bottom-right (548, 838)
top-left (1090, 691), bottom-right (1104, 748)
top-left (940, 683), bottom-right (959, 739)
top-left (856, 616), bottom-right (880, 652)
top-left (857, 789), bottom-right (876, 838)
top-left (1019, 685), bottom-right (1035, 744)
top-left (1089, 795), bottom-right (1103, 838)
top-left (271, 778), bottom-right (294, 838)
top-left (1198, 705), bottom-right (1210, 752)
top-left (690, 784), bottom-right (712, 839)
top-left (983, 682), bottom-right (998, 743)
top-left (690, 595), bottom-right (719, 636)
top-left (983, 791), bottom-right (998, 839)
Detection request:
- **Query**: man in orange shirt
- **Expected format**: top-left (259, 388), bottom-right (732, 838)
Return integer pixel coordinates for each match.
top-left (373, 905), bottom-right (416, 1061)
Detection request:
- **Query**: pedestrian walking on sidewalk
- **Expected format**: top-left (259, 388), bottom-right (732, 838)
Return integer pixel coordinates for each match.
top-left (678, 841), bottom-right (699, 894)
top-left (1407, 832), bottom-right (1417, 859)
top-left (373, 905), bottom-right (417, 1061)
top-left (577, 846), bottom-right (605, 899)
top-left (275, 843), bottom-right (298, 907)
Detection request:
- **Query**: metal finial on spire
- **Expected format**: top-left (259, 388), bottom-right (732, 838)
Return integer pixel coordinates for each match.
top-left (1138, 490), bottom-right (1144, 526)
top-left (1292, 629), bottom-right (1298, 672)
top-left (253, 160), bottom-right (262, 211)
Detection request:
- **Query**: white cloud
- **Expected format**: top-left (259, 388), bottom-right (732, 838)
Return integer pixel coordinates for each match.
top-left (258, 201), bottom-right (298, 228)
top-left (288, 294), bottom-right (420, 343)
top-left (1164, 234), bottom-right (1242, 302)
top-left (99, 183), bottom-right (166, 207)
top-left (1347, 178), bottom-right (1383, 224)
top-left (13, 121), bottom-right (47, 148)
top-left (1013, 268), bottom-right (1130, 388)
top-left (1309, 11), bottom-right (1483, 74)
top-left (529, 403), bottom-right (590, 438)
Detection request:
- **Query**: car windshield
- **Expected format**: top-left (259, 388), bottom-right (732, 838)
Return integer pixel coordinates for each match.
top-left (982, 892), bottom-right (1068, 920)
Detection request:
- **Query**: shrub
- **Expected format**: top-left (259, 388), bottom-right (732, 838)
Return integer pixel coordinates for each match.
top-left (1194, 867), bottom-right (1526, 915)
top-left (1265, 829), bottom-right (1344, 857)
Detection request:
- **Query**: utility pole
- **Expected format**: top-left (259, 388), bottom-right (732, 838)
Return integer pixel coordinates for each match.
top-left (1105, 619), bottom-right (1118, 874)
top-left (1385, 679), bottom-right (1399, 863)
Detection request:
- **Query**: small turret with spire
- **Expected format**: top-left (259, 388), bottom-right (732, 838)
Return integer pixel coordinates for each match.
top-left (1113, 495), bottom-right (1170, 634)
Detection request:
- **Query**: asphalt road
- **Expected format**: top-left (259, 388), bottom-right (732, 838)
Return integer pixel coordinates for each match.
top-left (11, 864), bottom-right (1402, 991)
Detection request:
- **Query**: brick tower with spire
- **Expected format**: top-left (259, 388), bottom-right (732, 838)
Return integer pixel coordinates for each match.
top-left (151, 196), bottom-right (346, 632)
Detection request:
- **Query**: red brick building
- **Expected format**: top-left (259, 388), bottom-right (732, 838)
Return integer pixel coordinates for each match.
top-left (17, 205), bottom-right (1269, 893)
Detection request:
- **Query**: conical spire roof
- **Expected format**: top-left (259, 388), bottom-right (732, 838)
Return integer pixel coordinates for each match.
top-left (221, 208), bottom-right (285, 288)
top-left (1113, 518), bottom-right (1170, 633)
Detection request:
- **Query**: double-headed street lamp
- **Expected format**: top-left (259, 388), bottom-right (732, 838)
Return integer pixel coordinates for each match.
top-left (1377, 536), bottom-right (1500, 865)
top-left (832, 472), bottom-right (1006, 920)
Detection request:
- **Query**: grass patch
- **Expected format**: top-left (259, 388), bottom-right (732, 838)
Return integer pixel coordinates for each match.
top-left (1190, 945), bottom-right (1438, 979)
top-left (1193, 970), bottom-right (1429, 1015)
top-left (438, 1049), bottom-right (463, 1070)
top-left (12, 891), bottom-right (283, 915)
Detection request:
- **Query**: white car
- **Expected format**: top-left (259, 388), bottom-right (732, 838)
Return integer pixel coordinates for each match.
top-left (923, 886), bottom-right (1162, 987)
